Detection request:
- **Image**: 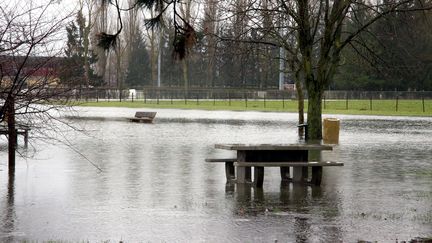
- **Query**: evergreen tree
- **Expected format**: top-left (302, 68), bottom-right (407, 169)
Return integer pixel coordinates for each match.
top-left (125, 29), bottom-right (151, 87)
top-left (60, 13), bottom-right (102, 87)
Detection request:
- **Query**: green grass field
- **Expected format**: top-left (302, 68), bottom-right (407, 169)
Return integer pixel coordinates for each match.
top-left (75, 99), bottom-right (432, 116)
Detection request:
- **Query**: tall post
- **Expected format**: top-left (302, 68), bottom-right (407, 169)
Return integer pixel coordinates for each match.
top-left (279, 47), bottom-right (285, 90)
top-left (7, 97), bottom-right (16, 175)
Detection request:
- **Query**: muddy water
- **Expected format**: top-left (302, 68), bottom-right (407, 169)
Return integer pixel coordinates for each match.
top-left (0, 107), bottom-right (431, 242)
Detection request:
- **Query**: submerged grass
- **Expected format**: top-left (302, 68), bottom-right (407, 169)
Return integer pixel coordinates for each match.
top-left (75, 99), bottom-right (432, 117)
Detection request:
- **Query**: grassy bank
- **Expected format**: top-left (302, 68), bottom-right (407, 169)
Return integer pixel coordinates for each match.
top-left (76, 99), bottom-right (432, 116)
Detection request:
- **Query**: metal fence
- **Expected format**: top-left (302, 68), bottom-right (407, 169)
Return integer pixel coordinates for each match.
top-left (71, 88), bottom-right (432, 101)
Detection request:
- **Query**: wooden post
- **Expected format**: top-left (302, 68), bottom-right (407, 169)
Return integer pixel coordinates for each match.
top-left (119, 89), bottom-right (122, 102)
top-left (370, 96), bottom-right (372, 110)
top-left (264, 93), bottom-right (266, 108)
top-left (245, 92), bottom-right (248, 108)
top-left (171, 92), bottom-right (173, 105)
top-left (132, 93), bottom-right (134, 102)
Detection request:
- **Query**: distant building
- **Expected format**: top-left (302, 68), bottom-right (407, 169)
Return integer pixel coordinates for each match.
top-left (0, 55), bottom-right (63, 88)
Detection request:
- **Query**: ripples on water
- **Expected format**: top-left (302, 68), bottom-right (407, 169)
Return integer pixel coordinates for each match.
top-left (0, 107), bottom-right (431, 242)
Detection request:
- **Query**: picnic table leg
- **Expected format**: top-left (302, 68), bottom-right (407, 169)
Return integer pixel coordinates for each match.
top-left (310, 166), bottom-right (323, 185)
top-left (236, 151), bottom-right (251, 183)
top-left (254, 166), bottom-right (264, 187)
top-left (293, 167), bottom-right (308, 182)
top-left (280, 167), bottom-right (290, 182)
top-left (309, 149), bottom-right (322, 185)
top-left (237, 167), bottom-right (251, 183)
top-left (225, 162), bottom-right (235, 181)
top-left (24, 130), bottom-right (28, 147)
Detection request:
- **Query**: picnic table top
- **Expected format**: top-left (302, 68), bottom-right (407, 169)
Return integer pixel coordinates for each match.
top-left (215, 143), bottom-right (333, 151)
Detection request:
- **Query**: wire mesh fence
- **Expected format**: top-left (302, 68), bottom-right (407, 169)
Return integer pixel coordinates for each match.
top-left (67, 88), bottom-right (432, 113)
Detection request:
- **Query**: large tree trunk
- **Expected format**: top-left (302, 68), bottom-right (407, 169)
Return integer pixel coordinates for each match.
top-left (306, 83), bottom-right (323, 140)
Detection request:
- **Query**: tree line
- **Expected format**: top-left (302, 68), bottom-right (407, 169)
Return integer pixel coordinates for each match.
top-left (64, 0), bottom-right (432, 92)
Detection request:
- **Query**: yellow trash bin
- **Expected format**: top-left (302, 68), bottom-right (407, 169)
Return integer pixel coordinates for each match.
top-left (323, 118), bottom-right (340, 144)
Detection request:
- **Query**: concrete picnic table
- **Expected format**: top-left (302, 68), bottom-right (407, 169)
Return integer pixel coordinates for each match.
top-left (212, 143), bottom-right (342, 187)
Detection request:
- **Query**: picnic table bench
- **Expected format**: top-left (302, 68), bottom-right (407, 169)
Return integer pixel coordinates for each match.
top-left (0, 124), bottom-right (31, 147)
top-left (206, 143), bottom-right (343, 187)
top-left (128, 111), bottom-right (156, 123)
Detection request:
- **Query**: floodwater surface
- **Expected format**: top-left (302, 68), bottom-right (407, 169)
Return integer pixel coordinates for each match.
top-left (0, 107), bottom-right (431, 242)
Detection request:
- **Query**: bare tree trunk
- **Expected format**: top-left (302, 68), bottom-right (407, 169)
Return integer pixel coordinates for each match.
top-left (306, 82), bottom-right (323, 140)
top-left (6, 97), bottom-right (16, 175)
top-left (295, 70), bottom-right (305, 137)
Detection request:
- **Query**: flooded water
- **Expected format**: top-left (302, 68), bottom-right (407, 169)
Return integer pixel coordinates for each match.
top-left (0, 107), bottom-right (431, 242)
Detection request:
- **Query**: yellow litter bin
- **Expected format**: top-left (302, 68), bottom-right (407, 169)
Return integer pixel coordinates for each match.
top-left (323, 118), bottom-right (340, 144)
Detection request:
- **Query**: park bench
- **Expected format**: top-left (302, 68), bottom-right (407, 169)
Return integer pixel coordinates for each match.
top-left (128, 111), bottom-right (157, 123)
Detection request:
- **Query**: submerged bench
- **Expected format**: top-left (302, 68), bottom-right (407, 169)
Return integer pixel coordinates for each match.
top-left (236, 161), bottom-right (344, 187)
top-left (206, 157), bottom-right (343, 186)
top-left (128, 111), bottom-right (157, 123)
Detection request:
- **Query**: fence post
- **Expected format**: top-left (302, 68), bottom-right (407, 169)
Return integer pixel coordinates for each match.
top-left (171, 92), bottom-right (173, 105)
top-left (196, 95), bottom-right (199, 105)
top-left (119, 89), bottom-right (122, 102)
top-left (213, 93), bottom-right (216, 106)
top-left (323, 95), bottom-right (326, 109)
top-left (144, 90), bottom-right (147, 103)
top-left (185, 92), bottom-right (187, 105)
top-left (228, 92), bottom-right (231, 106)
top-left (370, 95), bottom-right (372, 110)
top-left (245, 92), bottom-right (248, 108)
top-left (157, 92), bottom-right (159, 105)
top-left (132, 92), bottom-right (134, 102)
top-left (96, 89), bottom-right (99, 103)
top-left (422, 95), bottom-right (426, 112)
top-left (282, 93), bottom-right (285, 109)
top-left (264, 93), bottom-right (266, 108)
top-left (345, 93), bottom-right (348, 110)
top-left (396, 95), bottom-right (399, 111)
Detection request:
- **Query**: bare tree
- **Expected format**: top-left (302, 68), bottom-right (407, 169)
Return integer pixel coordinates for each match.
top-left (0, 0), bottom-right (74, 175)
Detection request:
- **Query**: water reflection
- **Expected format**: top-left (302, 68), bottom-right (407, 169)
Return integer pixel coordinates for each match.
top-left (0, 108), bottom-right (431, 241)
top-left (1, 172), bottom-right (16, 242)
